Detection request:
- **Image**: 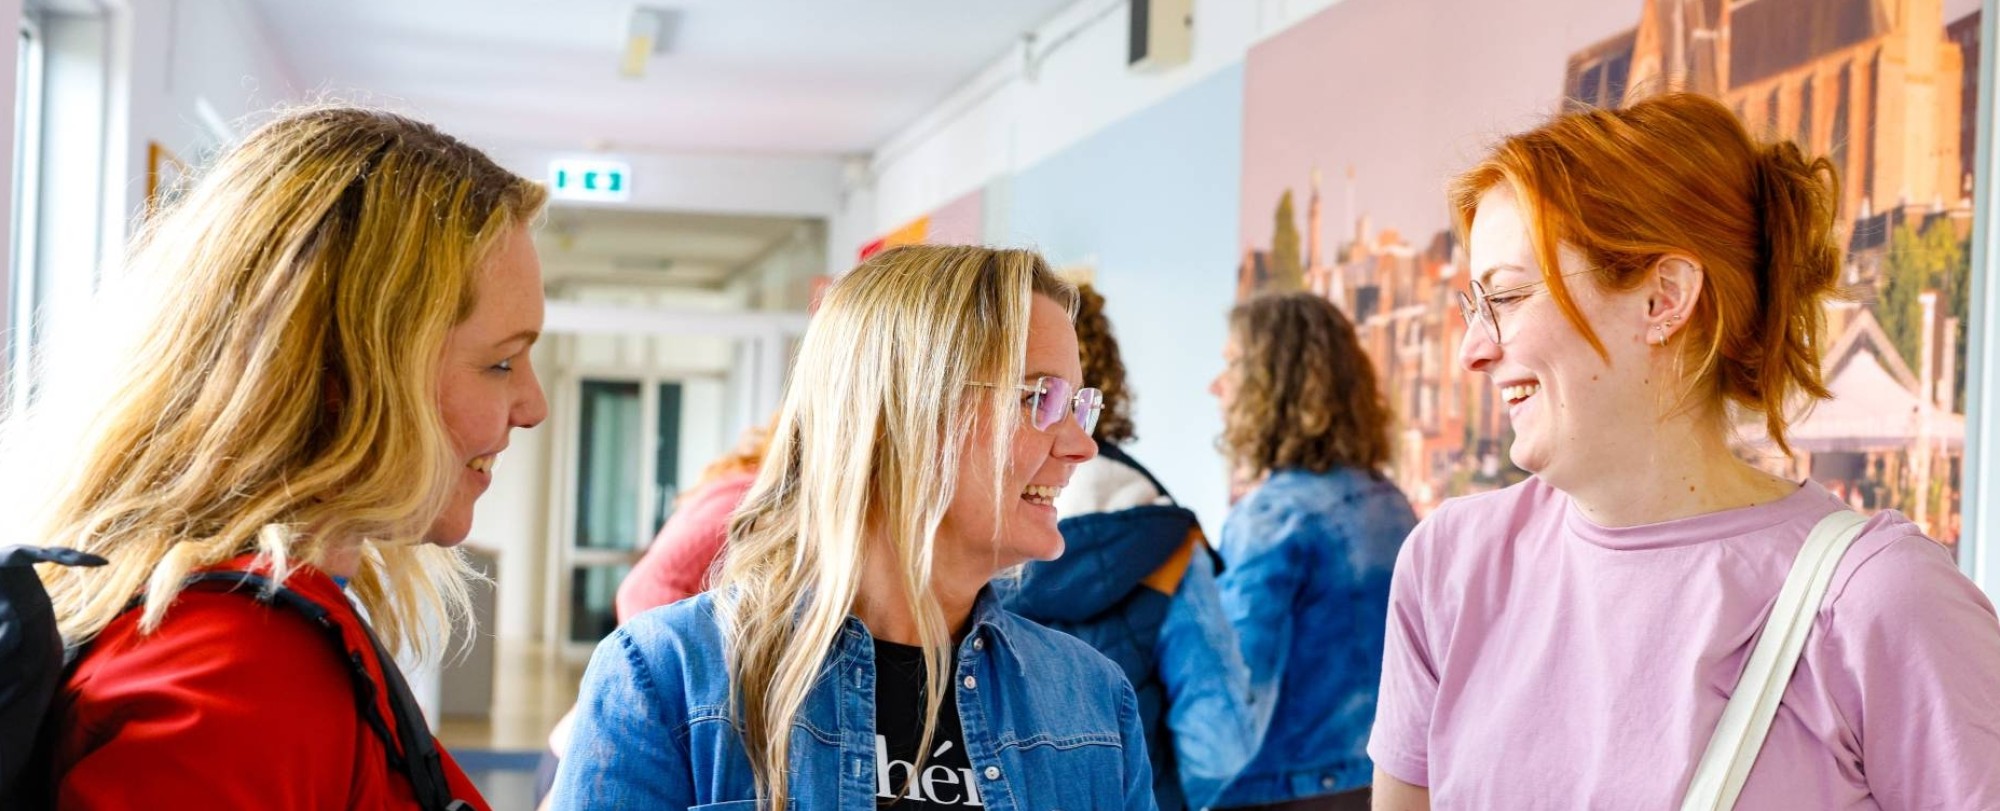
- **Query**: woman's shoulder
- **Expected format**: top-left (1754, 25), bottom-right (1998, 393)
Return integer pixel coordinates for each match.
top-left (65, 586), bottom-right (367, 768)
top-left (1249, 466), bottom-right (1421, 513)
top-left (1228, 467), bottom-right (1422, 548)
top-left (617, 591), bottom-right (731, 663)
top-left (78, 581), bottom-right (354, 687)
top-left (994, 607), bottom-right (1133, 689)
top-left (584, 593), bottom-right (740, 724)
top-left (1825, 511), bottom-right (1987, 626)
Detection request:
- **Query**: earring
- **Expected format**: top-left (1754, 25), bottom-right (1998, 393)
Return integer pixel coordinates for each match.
top-left (1653, 325), bottom-right (1668, 346)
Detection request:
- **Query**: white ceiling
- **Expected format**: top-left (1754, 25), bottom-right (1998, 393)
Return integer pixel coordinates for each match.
top-left (247, 0), bottom-right (1078, 155)
top-left (537, 207), bottom-right (820, 289)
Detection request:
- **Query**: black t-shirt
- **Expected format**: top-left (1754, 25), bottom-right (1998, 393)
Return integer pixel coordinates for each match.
top-left (873, 639), bottom-right (983, 808)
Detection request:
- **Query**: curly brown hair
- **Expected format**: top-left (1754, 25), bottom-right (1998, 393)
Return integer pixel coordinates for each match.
top-left (1072, 284), bottom-right (1135, 445)
top-left (1220, 292), bottom-right (1392, 477)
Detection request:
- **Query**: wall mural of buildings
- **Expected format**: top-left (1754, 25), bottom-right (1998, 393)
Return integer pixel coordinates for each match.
top-left (1240, 0), bottom-right (1980, 550)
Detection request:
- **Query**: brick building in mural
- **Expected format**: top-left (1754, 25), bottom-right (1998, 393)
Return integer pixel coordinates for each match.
top-left (1240, 167), bottom-right (1517, 514)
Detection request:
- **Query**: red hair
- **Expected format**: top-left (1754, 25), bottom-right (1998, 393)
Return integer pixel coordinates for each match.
top-left (1452, 93), bottom-right (1842, 456)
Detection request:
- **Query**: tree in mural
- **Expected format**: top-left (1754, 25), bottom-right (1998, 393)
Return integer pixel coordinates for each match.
top-left (1876, 219), bottom-right (1969, 409)
top-left (1270, 189), bottom-right (1304, 292)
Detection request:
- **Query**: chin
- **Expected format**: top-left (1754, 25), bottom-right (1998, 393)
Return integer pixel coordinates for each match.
top-left (421, 511), bottom-right (474, 547)
top-left (1507, 434), bottom-right (1549, 475)
top-left (1016, 533), bottom-right (1065, 562)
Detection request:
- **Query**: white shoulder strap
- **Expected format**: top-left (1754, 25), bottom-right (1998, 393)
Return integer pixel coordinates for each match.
top-left (1679, 509), bottom-right (1868, 811)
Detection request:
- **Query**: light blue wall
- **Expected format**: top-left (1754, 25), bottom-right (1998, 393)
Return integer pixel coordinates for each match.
top-left (1000, 64), bottom-right (1244, 533)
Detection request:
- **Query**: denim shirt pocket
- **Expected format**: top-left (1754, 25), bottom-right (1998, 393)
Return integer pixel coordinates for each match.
top-left (981, 662), bottom-right (1134, 809)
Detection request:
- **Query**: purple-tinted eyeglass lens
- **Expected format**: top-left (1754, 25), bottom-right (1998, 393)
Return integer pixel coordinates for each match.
top-left (1028, 376), bottom-right (1104, 434)
top-left (1074, 388), bottom-right (1103, 435)
top-left (1034, 376), bottom-right (1073, 430)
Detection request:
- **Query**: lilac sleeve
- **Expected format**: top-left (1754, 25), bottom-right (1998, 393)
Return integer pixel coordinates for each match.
top-left (1368, 514), bottom-right (1441, 788)
top-left (1821, 531), bottom-right (2000, 809)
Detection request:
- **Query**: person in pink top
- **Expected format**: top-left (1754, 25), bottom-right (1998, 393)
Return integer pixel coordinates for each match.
top-left (614, 420), bottom-right (774, 622)
top-left (1369, 93), bottom-right (2000, 809)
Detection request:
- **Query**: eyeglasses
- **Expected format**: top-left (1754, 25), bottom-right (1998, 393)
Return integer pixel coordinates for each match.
top-left (1455, 269), bottom-right (1597, 344)
top-left (971, 375), bottom-right (1103, 435)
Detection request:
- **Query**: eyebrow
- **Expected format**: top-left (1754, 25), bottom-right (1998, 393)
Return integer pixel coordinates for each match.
top-left (1022, 370), bottom-right (1071, 385)
top-left (499, 330), bottom-right (541, 349)
top-left (1478, 263), bottom-right (1529, 288)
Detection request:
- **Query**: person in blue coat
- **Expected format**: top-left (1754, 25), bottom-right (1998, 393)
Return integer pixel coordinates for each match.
top-left (1208, 292), bottom-right (1419, 811)
top-left (999, 283), bottom-right (1254, 811)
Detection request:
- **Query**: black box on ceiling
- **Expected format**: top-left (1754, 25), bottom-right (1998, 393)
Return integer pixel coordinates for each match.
top-left (1129, 0), bottom-right (1194, 72)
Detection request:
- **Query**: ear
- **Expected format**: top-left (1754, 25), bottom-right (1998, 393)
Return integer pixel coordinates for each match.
top-left (1647, 255), bottom-right (1703, 344)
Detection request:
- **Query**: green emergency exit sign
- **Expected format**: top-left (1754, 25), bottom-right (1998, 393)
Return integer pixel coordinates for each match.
top-left (550, 159), bottom-right (632, 202)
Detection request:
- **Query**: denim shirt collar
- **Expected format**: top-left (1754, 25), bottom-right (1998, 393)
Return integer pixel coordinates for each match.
top-left (830, 586), bottom-right (1016, 664)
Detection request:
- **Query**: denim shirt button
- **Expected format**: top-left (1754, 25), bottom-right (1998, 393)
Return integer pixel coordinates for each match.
top-left (962, 675), bottom-right (977, 690)
top-left (1321, 776), bottom-right (1336, 789)
top-left (972, 637), bottom-right (985, 651)
top-left (984, 766), bottom-right (1000, 780)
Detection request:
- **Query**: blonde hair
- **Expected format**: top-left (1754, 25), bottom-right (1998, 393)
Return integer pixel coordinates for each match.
top-left (11, 105), bottom-right (547, 656)
top-left (717, 245), bottom-right (1074, 809)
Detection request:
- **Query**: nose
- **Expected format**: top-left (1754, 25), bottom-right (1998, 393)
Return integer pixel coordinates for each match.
top-left (515, 357), bottom-right (550, 430)
top-left (1458, 322), bottom-right (1501, 374)
top-left (1208, 371), bottom-right (1224, 398)
top-left (1054, 413), bottom-right (1097, 464)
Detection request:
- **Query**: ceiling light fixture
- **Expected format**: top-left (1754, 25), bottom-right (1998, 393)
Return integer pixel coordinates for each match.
top-left (621, 6), bottom-right (680, 79)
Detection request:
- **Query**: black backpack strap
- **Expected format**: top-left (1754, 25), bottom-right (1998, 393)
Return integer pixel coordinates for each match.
top-left (358, 619), bottom-right (465, 811)
top-left (176, 572), bottom-right (467, 811)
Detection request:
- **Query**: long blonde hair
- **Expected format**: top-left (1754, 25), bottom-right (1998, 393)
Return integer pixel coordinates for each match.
top-left (717, 245), bottom-right (1074, 808)
top-left (10, 106), bottom-right (547, 656)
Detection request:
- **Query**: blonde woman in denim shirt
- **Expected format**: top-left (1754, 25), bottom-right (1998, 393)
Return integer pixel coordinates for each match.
top-left (553, 245), bottom-right (1156, 810)
top-left (999, 284), bottom-right (1255, 811)
top-left (1208, 293), bottom-right (1417, 811)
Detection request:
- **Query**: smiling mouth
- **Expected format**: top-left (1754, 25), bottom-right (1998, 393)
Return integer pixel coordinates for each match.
top-left (1022, 484), bottom-right (1063, 506)
top-left (1501, 382), bottom-right (1541, 406)
top-left (468, 455), bottom-right (496, 474)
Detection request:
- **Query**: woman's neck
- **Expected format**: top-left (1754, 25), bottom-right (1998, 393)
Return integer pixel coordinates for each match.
top-left (1558, 415), bottom-right (1799, 528)
top-left (852, 534), bottom-right (985, 646)
top-left (315, 538), bottom-right (364, 579)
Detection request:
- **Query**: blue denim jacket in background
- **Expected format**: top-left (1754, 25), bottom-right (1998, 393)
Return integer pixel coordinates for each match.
top-left (1213, 466), bottom-right (1417, 806)
top-left (551, 588), bottom-right (1156, 810)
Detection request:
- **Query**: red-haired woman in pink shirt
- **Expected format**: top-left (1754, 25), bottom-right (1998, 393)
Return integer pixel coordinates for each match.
top-left (1370, 93), bottom-right (2000, 810)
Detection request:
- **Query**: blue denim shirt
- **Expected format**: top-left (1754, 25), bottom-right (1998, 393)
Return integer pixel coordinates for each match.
top-left (1213, 467), bottom-right (1417, 805)
top-left (552, 588), bottom-right (1156, 810)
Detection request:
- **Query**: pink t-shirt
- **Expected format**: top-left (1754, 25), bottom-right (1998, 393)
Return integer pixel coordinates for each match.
top-left (1368, 477), bottom-right (2000, 809)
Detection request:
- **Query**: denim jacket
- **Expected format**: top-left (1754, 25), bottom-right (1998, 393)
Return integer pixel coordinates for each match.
top-left (1213, 467), bottom-right (1416, 806)
top-left (999, 445), bottom-right (1254, 810)
top-left (552, 588), bottom-right (1155, 810)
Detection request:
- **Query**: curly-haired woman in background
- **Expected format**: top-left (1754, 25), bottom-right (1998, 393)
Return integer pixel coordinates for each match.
top-left (1207, 292), bottom-right (1417, 811)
